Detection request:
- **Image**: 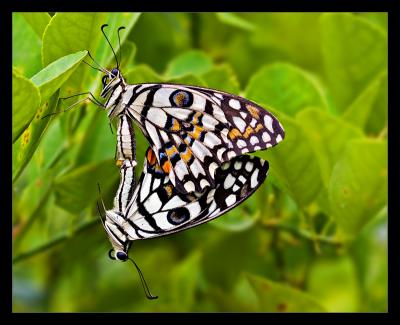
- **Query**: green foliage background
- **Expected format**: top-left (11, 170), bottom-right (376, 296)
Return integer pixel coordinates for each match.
top-left (12, 12), bottom-right (388, 312)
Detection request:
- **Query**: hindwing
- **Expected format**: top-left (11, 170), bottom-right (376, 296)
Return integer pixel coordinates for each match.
top-left (112, 148), bottom-right (269, 241)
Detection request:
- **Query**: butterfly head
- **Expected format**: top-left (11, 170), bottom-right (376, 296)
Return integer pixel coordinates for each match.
top-left (100, 67), bottom-right (125, 99)
top-left (102, 210), bottom-right (131, 261)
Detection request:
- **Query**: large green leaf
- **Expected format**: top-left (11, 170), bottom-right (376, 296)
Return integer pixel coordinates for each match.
top-left (12, 13), bottom-right (42, 78)
top-left (42, 13), bottom-right (141, 95)
top-left (201, 64), bottom-right (240, 94)
top-left (21, 12), bottom-right (51, 39)
top-left (245, 63), bottom-right (328, 117)
top-left (343, 70), bottom-right (387, 132)
top-left (245, 273), bottom-right (326, 312)
top-left (297, 108), bottom-right (364, 187)
top-left (12, 70), bottom-right (41, 142)
top-left (124, 64), bottom-right (164, 84)
top-left (12, 91), bottom-right (59, 183)
top-left (320, 13), bottom-right (387, 113)
top-left (53, 159), bottom-right (119, 214)
top-left (164, 50), bottom-right (213, 79)
top-left (31, 50), bottom-right (88, 103)
top-left (328, 138), bottom-right (387, 238)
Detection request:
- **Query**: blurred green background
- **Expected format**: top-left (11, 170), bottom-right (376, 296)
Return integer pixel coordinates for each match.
top-left (12, 12), bottom-right (387, 312)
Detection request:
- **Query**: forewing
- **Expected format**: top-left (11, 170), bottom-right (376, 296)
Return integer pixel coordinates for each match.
top-left (124, 83), bottom-right (282, 194)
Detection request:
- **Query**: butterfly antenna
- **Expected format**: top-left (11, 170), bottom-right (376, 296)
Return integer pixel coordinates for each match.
top-left (101, 24), bottom-right (119, 69)
top-left (117, 26), bottom-right (126, 68)
top-left (87, 50), bottom-right (109, 74)
top-left (128, 257), bottom-right (158, 300)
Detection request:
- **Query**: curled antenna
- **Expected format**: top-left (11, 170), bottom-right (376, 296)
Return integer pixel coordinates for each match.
top-left (128, 257), bottom-right (158, 300)
top-left (117, 26), bottom-right (126, 67)
top-left (101, 24), bottom-right (119, 69)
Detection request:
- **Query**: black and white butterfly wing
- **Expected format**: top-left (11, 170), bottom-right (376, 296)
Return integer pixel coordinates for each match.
top-left (117, 148), bottom-right (269, 241)
top-left (121, 84), bottom-right (282, 194)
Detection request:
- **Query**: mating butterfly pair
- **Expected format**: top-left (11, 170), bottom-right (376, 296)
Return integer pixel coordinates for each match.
top-left (85, 25), bottom-right (284, 298)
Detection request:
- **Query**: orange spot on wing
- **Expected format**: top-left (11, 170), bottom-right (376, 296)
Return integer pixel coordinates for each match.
top-left (246, 104), bottom-right (260, 119)
top-left (116, 159), bottom-right (124, 167)
top-left (255, 123), bottom-right (264, 132)
top-left (171, 118), bottom-right (180, 131)
top-left (165, 185), bottom-right (174, 197)
top-left (192, 112), bottom-right (202, 125)
top-left (181, 148), bottom-right (193, 163)
top-left (147, 148), bottom-right (157, 165)
top-left (228, 128), bottom-right (242, 140)
top-left (162, 160), bottom-right (171, 173)
top-left (243, 126), bottom-right (254, 139)
top-left (165, 146), bottom-right (178, 157)
top-left (190, 125), bottom-right (203, 140)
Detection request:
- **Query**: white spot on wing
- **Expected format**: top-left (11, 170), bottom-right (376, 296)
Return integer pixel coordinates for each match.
top-left (237, 139), bottom-right (247, 148)
top-left (148, 107), bottom-right (167, 127)
top-left (233, 116), bottom-right (246, 132)
top-left (276, 134), bottom-right (283, 143)
top-left (217, 147), bottom-right (226, 161)
top-left (144, 193), bottom-right (163, 214)
top-left (234, 161), bottom-right (242, 170)
top-left (209, 162), bottom-right (218, 177)
top-left (245, 161), bottom-right (254, 172)
top-left (163, 196), bottom-right (187, 210)
top-left (214, 93), bottom-right (223, 99)
top-left (250, 136), bottom-right (259, 145)
top-left (204, 132), bottom-right (222, 148)
top-left (225, 194), bottom-right (237, 206)
top-left (224, 173), bottom-right (236, 189)
top-left (264, 115), bottom-right (274, 133)
top-left (262, 132), bottom-right (271, 143)
top-left (250, 169), bottom-right (260, 188)
top-left (184, 181), bottom-right (195, 192)
top-left (229, 99), bottom-right (241, 110)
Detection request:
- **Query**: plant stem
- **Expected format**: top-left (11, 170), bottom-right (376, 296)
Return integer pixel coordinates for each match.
top-left (260, 219), bottom-right (344, 247)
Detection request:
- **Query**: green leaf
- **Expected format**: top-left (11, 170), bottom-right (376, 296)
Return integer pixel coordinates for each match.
top-left (21, 12), bottom-right (51, 39)
top-left (31, 50), bottom-right (88, 103)
top-left (201, 64), bottom-right (240, 94)
top-left (12, 90), bottom-right (59, 183)
top-left (245, 63), bottom-right (328, 117)
top-left (53, 159), bottom-right (119, 214)
top-left (215, 13), bottom-right (256, 31)
top-left (307, 257), bottom-right (359, 311)
top-left (343, 70), bottom-right (387, 132)
top-left (320, 13), bottom-right (387, 112)
top-left (245, 273), bottom-right (326, 312)
top-left (118, 41), bottom-right (137, 72)
top-left (42, 13), bottom-right (140, 95)
top-left (167, 251), bottom-right (202, 311)
top-left (124, 64), bottom-right (164, 84)
top-left (328, 138), bottom-right (387, 238)
top-left (12, 69), bottom-right (41, 142)
top-left (164, 50), bottom-right (213, 79)
top-left (255, 111), bottom-right (323, 207)
top-left (12, 13), bottom-right (42, 78)
top-left (296, 108), bottom-right (364, 187)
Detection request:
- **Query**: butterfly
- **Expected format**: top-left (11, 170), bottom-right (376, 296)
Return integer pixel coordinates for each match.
top-left (85, 24), bottom-right (284, 195)
top-left (102, 148), bottom-right (269, 261)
